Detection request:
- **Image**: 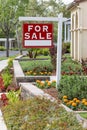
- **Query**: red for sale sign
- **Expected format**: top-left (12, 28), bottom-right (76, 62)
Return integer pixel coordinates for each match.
top-left (23, 23), bottom-right (53, 48)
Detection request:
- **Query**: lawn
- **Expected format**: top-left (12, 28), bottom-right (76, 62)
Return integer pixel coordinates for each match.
top-left (19, 59), bottom-right (54, 75)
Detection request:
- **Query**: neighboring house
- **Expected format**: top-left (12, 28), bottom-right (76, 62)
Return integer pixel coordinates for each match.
top-left (68, 0), bottom-right (87, 61)
top-left (64, 18), bottom-right (71, 43)
top-left (0, 38), bottom-right (15, 49)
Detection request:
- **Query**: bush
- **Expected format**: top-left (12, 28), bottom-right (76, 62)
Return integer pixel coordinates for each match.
top-left (2, 68), bottom-right (12, 88)
top-left (0, 46), bottom-right (5, 51)
top-left (42, 48), bottom-right (49, 56)
top-left (58, 75), bottom-right (87, 100)
top-left (62, 42), bottom-right (70, 54)
top-left (8, 58), bottom-right (13, 68)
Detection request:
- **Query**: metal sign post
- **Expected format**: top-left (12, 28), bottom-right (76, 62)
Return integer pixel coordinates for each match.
top-left (19, 14), bottom-right (67, 87)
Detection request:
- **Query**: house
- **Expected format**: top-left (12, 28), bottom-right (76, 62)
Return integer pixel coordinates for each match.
top-left (0, 38), bottom-right (15, 49)
top-left (68, 0), bottom-right (87, 61)
top-left (64, 18), bottom-right (71, 43)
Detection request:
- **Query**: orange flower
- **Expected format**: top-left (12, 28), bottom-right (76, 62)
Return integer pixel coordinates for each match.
top-left (84, 102), bottom-right (87, 106)
top-left (40, 82), bottom-right (44, 87)
top-left (47, 82), bottom-right (51, 86)
top-left (63, 99), bottom-right (68, 103)
top-left (82, 99), bottom-right (87, 104)
top-left (72, 102), bottom-right (77, 107)
top-left (76, 100), bottom-right (80, 103)
top-left (69, 100), bottom-right (73, 104)
top-left (73, 98), bottom-right (78, 101)
top-left (52, 80), bottom-right (56, 83)
top-left (36, 80), bottom-right (41, 83)
top-left (63, 96), bottom-right (67, 99)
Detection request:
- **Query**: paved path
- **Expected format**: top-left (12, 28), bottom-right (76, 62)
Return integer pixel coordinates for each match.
top-left (0, 51), bottom-right (27, 57)
top-left (0, 60), bottom-right (8, 72)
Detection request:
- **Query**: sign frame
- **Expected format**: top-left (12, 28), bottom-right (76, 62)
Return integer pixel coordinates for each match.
top-left (19, 14), bottom-right (67, 87)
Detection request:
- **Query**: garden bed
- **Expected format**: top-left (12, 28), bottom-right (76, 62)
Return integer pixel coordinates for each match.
top-left (1, 98), bottom-right (84, 130)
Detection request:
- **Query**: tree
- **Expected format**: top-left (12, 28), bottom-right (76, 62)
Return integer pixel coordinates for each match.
top-left (0, 0), bottom-right (29, 57)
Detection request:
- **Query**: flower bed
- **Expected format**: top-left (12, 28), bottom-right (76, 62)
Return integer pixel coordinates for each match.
top-left (36, 80), bottom-right (56, 89)
top-left (1, 98), bottom-right (84, 130)
top-left (62, 96), bottom-right (87, 111)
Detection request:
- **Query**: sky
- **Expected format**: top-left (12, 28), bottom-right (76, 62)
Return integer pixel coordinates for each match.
top-left (62, 0), bottom-right (73, 5)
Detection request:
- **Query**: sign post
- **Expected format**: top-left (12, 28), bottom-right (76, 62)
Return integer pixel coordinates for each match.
top-left (19, 14), bottom-right (67, 87)
top-left (56, 13), bottom-right (63, 86)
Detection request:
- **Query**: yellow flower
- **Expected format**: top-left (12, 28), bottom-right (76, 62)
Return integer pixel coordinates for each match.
top-left (40, 82), bottom-right (44, 87)
top-left (46, 80), bottom-right (49, 83)
top-left (69, 100), bottom-right (73, 105)
top-left (73, 98), bottom-right (78, 101)
top-left (52, 80), bottom-right (56, 83)
top-left (76, 100), bottom-right (80, 103)
top-left (82, 99), bottom-right (87, 104)
top-left (63, 99), bottom-right (68, 103)
top-left (72, 102), bottom-right (77, 107)
top-left (45, 72), bottom-right (47, 74)
top-left (84, 102), bottom-right (87, 106)
top-left (48, 72), bottom-right (51, 75)
top-left (40, 72), bottom-right (43, 75)
top-left (33, 73), bottom-right (36, 75)
top-left (63, 96), bottom-right (67, 99)
top-left (36, 80), bottom-right (41, 83)
top-left (66, 102), bottom-right (71, 105)
top-left (48, 82), bottom-right (51, 86)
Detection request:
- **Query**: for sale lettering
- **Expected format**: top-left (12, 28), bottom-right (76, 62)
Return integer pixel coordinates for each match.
top-left (23, 23), bottom-right (53, 48)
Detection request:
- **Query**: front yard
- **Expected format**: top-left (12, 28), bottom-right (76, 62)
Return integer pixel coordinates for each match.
top-left (0, 53), bottom-right (87, 129)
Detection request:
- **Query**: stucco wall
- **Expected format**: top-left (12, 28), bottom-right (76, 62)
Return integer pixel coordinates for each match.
top-left (71, 1), bottom-right (87, 61)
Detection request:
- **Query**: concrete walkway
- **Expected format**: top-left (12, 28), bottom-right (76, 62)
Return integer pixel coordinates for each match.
top-left (0, 60), bottom-right (8, 130)
top-left (0, 60), bottom-right (8, 72)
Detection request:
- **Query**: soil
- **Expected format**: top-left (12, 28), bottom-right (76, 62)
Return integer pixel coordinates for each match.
top-left (43, 87), bottom-right (61, 103)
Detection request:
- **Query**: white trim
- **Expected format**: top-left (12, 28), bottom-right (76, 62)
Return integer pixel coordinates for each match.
top-left (19, 16), bottom-right (67, 22)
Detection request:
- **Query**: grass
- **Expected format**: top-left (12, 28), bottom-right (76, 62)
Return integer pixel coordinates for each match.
top-left (79, 112), bottom-right (87, 119)
top-left (2, 98), bottom-right (84, 130)
top-left (19, 60), bottom-right (53, 73)
top-left (23, 55), bottom-right (50, 59)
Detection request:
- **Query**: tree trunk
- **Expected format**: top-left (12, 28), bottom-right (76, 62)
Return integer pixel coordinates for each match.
top-left (6, 36), bottom-right (9, 57)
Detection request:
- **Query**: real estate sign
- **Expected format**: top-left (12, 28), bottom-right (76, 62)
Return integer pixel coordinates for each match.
top-left (23, 23), bottom-right (53, 48)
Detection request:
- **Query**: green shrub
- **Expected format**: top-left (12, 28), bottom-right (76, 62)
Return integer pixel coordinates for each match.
top-left (2, 98), bottom-right (84, 130)
top-left (62, 42), bottom-right (70, 54)
top-left (42, 48), bottom-right (49, 56)
top-left (2, 69), bottom-right (12, 88)
top-left (58, 75), bottom-right (87, 100)
top-left (0, 46), bottom-right (5, 51)
top-left (8, 58), bottom-right (13, 68)
top-left (7, 90), bottom-right (20, 104)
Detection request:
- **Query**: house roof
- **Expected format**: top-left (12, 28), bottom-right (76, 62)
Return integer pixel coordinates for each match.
top-left (67, 0), bottom-right (86, 10)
